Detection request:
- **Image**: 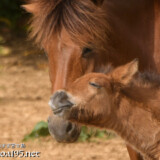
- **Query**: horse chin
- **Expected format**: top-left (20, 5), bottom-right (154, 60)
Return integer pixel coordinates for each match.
top-left (48, 114), bottom-right (81, 143)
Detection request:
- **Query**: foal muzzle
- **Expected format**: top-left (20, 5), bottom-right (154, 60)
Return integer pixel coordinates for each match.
top-left (49, 90), bottom-right (74, 115)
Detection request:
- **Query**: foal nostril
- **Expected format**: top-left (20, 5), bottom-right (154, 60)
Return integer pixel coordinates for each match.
top-left (49, 91), bottom-right (74, 114)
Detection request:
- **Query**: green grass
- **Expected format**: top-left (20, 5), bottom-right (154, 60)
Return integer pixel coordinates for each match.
top-left (23, 121), bottom-right (116, 142)
top-left (78, 126), bottom-right (116, 142)
top-left (23, 121), bottom-right (49, 141)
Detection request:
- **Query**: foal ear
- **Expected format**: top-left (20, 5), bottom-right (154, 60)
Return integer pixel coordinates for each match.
top-left (91, 0), bottom-right (104, 6)
top-left (111, 59), bottom-right (139, 85)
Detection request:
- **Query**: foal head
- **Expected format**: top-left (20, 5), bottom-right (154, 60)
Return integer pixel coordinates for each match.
top-left (50, 60), bottom-right (138, 127)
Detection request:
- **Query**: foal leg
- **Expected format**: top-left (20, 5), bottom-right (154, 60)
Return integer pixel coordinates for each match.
top-left (127, 145), bottom-right (144, 160)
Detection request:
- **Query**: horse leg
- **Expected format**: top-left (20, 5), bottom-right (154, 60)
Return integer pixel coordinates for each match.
top-left (127, 145), bottom-right (144, 160)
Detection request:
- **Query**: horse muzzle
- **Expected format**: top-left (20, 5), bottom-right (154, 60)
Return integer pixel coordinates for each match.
top-left (48, 114), bottom-right (80, 143)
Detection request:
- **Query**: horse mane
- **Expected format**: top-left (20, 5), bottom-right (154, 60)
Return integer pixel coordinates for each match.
top-left (26, 0), bottom-right (110, 50)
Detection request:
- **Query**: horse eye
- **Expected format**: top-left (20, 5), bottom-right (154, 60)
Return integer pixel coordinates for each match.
top-left (82, 47), bottom-right (92, 58)
top-left (89, 82), bottom-right (101, 89)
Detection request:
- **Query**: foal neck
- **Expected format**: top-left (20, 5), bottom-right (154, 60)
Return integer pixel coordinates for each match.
top-left (114, 89), bottom-right (160, 159)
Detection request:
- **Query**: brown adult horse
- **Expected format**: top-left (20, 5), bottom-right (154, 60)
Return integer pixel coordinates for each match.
top-left (23, 0), bottom-right (160, 160)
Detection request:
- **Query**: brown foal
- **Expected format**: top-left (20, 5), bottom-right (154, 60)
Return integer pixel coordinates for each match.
top-left (50, 60), bottom-right (160, 160)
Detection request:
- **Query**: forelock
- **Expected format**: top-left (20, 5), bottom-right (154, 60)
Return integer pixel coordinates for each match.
top-left (26, 0), bottom-right (110, 50)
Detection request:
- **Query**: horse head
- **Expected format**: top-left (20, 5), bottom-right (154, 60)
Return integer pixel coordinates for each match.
top-left (23, 0), bottom-right (111, 142)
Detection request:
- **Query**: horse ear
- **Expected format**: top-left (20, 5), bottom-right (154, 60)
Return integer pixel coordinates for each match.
top-left (111, 59), bottom-right (139, 85)
top-left (91, 0), bottom-right (104, 6)
top-left (22, 4), bottom-right (38, 14)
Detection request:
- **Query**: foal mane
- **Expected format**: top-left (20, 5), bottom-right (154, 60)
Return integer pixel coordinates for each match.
top-left (120, 72), bottom-right (160, 119)
top-left (27, 0), bottom-right (110, 49)
top-left (137, 72), bottom-right (160, 87)
top-left (121, 72), bottom-right (160, 102)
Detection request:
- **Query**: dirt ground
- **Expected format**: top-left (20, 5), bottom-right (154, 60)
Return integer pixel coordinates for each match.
top-left (0, 52), bottom-right (130, 160)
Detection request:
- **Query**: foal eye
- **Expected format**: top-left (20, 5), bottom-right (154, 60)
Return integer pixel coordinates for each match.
top-left (82, 47), bottom-right (92, 58)
top-left (89, 82), bottom-right (101, 89)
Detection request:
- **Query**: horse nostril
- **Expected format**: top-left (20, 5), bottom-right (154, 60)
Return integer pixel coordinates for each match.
top-left (66, 122), bottom-right (72, 133)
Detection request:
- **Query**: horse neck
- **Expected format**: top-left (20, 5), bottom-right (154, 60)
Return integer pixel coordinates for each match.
top-left (112, 93), bottom-right (160, 159)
